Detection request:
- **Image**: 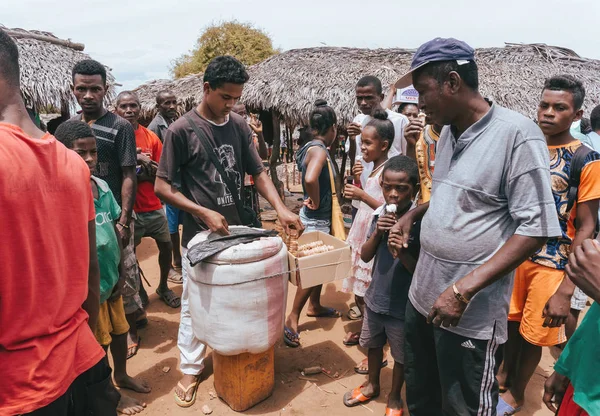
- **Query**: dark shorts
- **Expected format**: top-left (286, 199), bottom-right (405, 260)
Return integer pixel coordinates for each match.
top-left (165, 204), bottom-right (184, 234)
top-left (23, 356), bottom-right (120, 416)
top-left (404, 300), bottom-right (500, 416)
top-left (134, 209), bottom-right (171, 246)
top-left (359, 306), bottom-right (405, 364)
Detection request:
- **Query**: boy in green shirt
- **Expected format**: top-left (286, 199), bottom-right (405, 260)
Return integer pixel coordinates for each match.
top-left (54, 120), bottom-right (150, 415)
top-left (544, 238), bottom-right (600, 415)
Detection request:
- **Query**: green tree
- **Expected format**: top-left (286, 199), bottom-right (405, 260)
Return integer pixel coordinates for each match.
top-left (172, 21), bottom-right (279, 78)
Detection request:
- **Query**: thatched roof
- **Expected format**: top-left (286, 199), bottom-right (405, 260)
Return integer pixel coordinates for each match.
top-left (133, 72), bottom-right (203, 121)
top-left (4, 26), bottom-right (116, 112)
top-left (133, 43), bottom-right (600, 125)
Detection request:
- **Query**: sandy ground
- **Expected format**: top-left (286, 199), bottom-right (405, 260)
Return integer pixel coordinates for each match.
top-left (126, 202), bottom-right (558, 416)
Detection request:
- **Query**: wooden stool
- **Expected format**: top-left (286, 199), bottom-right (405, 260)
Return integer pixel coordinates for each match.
top-left (213, 345), bottom-right (275, 412)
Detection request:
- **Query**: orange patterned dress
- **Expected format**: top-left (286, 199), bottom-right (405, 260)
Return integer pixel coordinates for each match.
top-left (415, 125), bottom-right (440, 205)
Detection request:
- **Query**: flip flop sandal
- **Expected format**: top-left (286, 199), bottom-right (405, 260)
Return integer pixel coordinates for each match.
top-left (354, 359), bottom-right (388, 375)
top-left (385, 407), bottom-right (404, 416)
top-left (284, 326), bottom-right (300, 348)
top-left (156, 288), bottom-right (181, 308)
top-left (168, 268), bottom-right (183, 284)
top-left (307, 307), bottom-right (341, 318)
top-left (496, 397), bottom-right (522, 415)
top-left (174, 379), bottom-right (200, 408)
top-left (343, 331), bottom-right (360, 346)
top-left (347, 305), bottom-right (363, 321)
top-left (127, 336), bottom-right (141, 360)
top-left (343, 385), bottom-right (379, 407)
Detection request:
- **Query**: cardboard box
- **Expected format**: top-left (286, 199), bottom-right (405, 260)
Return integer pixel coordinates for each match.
top-left (288, 231), bottom-right (351, 289)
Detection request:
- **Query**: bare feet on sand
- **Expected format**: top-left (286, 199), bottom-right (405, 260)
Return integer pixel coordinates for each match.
top-left (117, 394), bottom-right (146, 415)
top-left (115, 375), bottom-right (151, 394)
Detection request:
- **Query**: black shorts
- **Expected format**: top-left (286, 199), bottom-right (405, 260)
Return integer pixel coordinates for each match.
top-left (404, 301), bottom-right (500, 416)
top-left (24, 356), bottom-right (120, 416)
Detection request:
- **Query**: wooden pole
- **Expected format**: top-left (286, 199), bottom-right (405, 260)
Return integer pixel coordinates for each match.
top-left (269, 112), bottom-right (284, 200)
top-left (6, 29), bottom-right (85, 51)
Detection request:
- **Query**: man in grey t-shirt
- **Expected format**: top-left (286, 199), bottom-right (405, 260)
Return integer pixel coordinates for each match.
top-left (390, 38), bottom-right (561, 415)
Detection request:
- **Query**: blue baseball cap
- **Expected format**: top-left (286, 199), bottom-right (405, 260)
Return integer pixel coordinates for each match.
top-left (396, 38), bottom-right (475, 88)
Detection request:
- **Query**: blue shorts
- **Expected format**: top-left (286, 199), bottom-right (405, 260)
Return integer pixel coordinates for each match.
top-left (165, 204), bottom-right (184, 234)
top-left (299, 208), bottom-right (331, 233)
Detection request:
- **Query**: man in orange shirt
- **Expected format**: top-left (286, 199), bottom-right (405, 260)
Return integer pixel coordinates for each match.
top-left (498, 75), bottom-right (600, 414)
top-left (115, 92), bottom-right (181, 341)
top-left (0, 28), bottom-right (119, 415)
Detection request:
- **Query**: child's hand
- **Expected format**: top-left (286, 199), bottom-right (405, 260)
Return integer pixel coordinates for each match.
top-left (347, 122), bottom-right (362, 137)
top-left (388, 232), bottom-right (404, 258)
top-left (116, 224), bottom-right (131, 246)
top-left (109, 278), bottom-right (124, 301)
top-left (249, 116), bottom-right (263, 133)
top-left (343, 184), bottom-right (363, 201)
top-left (352, 160), bottom-right (363, 182)
top-left (388, 212), bottom-right (415, 257)
top-left (376, 213), bottom-right (397, 234)
top-left (304, 197), bottom-right (319, 210)
top-left (404, 118), bottom-right (424, 147)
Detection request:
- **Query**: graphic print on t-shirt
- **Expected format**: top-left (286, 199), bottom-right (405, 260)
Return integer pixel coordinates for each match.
top-left (530, 142), bottom-right (600, 269)
top-left (214, 144), bottom-right (241, 207)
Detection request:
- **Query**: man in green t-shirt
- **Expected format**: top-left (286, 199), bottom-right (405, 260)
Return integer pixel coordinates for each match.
top-left (544, 238), bottom-right (600, 415)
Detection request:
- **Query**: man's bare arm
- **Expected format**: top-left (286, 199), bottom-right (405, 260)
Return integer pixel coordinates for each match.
top-left (429, 234), bottom-right (547, 328)
top-left (457, 235), bottom-right (547, 299)
top-left (84, 219), bottom-right (100, 330)
top-left (119, 166), bottom-right (137, 225)
top-left (253, 171), bottom-right (304, 234)
top-left (543, 198), bottom-right (599, 327)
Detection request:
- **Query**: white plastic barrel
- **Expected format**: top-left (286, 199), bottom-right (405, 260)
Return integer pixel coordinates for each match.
top-left (186, 227), bottom-right (289, 356)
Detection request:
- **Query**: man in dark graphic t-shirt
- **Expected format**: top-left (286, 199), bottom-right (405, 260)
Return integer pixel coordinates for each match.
top-left (155, 56), bottom-right (304, 408)
top-left (70, 59), bottom-right (145, 414)
top-left (71, 60), bottom-right (148, 366)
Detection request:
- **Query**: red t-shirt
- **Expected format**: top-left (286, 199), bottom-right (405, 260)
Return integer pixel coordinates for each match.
top-left (0, 123), bottom-right (105, 414)
top-left (134, 125), bottom-right (163, 213)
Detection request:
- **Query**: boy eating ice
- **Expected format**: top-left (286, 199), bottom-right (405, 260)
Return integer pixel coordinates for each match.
top-left (343, 155), bottom-right (420, 416)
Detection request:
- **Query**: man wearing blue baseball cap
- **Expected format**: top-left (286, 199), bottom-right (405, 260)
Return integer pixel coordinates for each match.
top-left (389, 38), bottom-right (561, 415)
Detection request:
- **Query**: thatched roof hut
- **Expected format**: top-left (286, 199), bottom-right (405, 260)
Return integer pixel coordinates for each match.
top-left (133, 72), bottom-right (203, 122)
top-left (133, 43), bottom-right (600, 125)
top-left (5, 26), bottom-right (116, 113)
top-left (244, 44), bottom-right (600, 125)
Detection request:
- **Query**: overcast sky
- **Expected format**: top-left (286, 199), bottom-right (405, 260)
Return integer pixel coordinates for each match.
top-left (4, 0), bottom-right (599, 91)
